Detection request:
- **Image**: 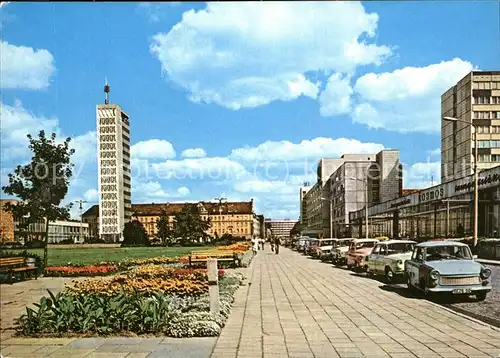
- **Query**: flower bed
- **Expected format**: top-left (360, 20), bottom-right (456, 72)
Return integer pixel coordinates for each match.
top-left (65, 266), bottom-right (212, 297)
top-left (45, 265), bottom-right (118, 277)
top-left (17, 271), bottom-right (245, 337)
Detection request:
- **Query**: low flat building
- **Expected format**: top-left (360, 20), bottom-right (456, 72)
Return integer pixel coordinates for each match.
top-left (265, 219), bottom-right (297, 238)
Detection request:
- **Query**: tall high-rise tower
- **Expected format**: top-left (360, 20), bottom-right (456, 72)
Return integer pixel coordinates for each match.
top-left (96, 82), bottom-right (132, 241)
top-left (441, 71), bottom-right (500, 182)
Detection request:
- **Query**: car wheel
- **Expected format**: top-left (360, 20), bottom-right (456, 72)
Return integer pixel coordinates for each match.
top-left (366, 266), bottom-right (373, 277)
top-left (385, 268), bottom-right (394, 284)
top-left (407, 276), bottom-right (414, 291)
top-left (476, 292), bottom-right (487, 302)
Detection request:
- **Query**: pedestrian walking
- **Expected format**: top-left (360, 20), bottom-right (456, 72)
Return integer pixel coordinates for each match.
top-left (252, 238), bottom-right (259, 256)
top-left (259, 237), bottom-right (265, 250)
top-left (275, 237), bottom-right (281, 254)
top-left (271, 237), bottom-right (275, 252)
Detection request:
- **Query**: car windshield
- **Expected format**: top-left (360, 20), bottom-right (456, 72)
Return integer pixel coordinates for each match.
top-left (355, 242), bottom-right (375, 249)
top-left (336, 240), bottom-right (351, 247)
top-left (320, 240), bottom-right (333, 246)
top-left (425, 245), bottom-right (472, 261)
top-left (388, 243), bottom-right (414, 254)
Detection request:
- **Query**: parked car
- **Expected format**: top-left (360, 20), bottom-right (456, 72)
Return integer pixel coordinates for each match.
top-left (365, 240), bottom-right (416, 283)
top-left (346, 239), bottom-right (379, 271)
top-left (477, 238), bottom-right (500, 260)
top-left (331, 238), bottom-right (356, 266)
top-left (405, 241), bottom-right (492, 301)
top-left (306, 239), bottom-right (320, 256)
top-left (315, 239), bottom-right (335, 259)
top-left (296, 237), bottom-right (309, 252)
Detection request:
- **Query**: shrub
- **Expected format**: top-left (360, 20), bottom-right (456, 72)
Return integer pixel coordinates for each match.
top-left (25, 239), bottom-right (46, 249)
top-left (55, 239), bottom-right (75, 245)
top-left (85, 237), bottom-right (106, 244)
top-left (17, 272), bottom-right (245, 337)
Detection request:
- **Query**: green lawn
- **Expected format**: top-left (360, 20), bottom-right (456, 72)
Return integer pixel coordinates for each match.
top-left (21, 246), bottom-right (203, 266)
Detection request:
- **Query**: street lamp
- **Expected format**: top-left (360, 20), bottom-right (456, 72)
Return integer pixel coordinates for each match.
top-left (443, 116), bottom-right (479, 247)
top-left (320, 197), bottom-right (333, 239)
top-left (349, 176), bottom-right (369, 239)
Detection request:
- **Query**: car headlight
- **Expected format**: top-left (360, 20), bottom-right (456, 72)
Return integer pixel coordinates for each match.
top-left (481, 268), bottom-right (492, 279)
top-left (429, 270), bottom-right (439, 280)
top-left (357, 256), bottom-right (363, 261)
top-left (396, 259), bottom-right (403, 265)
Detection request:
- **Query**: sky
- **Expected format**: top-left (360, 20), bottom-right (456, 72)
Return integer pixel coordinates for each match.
top-left (1, 1), bottom-right (499, 220)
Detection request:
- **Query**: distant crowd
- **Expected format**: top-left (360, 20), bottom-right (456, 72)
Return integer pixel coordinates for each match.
top-left (251, 237), bottom-right (282, 255)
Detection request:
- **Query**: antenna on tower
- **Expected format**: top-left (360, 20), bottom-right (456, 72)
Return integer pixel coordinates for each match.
top-left (104, 77), bottom-right (110, 104)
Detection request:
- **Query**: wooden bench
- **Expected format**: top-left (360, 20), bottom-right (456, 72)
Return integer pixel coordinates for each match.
top-left (0, 257), bottom-right (38, 284)
top-left (188, 251), bottom-right (242, 267)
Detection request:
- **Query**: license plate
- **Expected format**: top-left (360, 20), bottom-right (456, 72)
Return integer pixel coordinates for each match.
top-left (452, 288), bottom-right (472, 294)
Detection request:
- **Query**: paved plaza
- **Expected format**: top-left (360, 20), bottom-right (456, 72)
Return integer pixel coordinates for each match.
top-left (1, 247), bottom-right (500, 357)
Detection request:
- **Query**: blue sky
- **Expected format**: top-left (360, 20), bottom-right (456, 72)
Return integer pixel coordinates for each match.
top-left (1, 1), bottom-right (499, 219)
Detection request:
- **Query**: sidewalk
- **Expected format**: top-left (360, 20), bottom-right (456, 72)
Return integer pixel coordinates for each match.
top-left (211, 247), bottom-right (500, 358)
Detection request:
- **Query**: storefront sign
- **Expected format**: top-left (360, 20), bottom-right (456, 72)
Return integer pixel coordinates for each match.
top-left (454, 172), bottom-right (500, 193)
top-left (387, 195), bottom-right (415, 210)
top-left (419, 186), bottom-right (445, 203)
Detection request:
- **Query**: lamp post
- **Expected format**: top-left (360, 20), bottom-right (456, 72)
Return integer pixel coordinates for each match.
top-left (349, 176), bottom-right (369, 239)
top-left (443, 116), bottom-right (478, 247)
top-left (320, 197), bottom-right (333, 238)
top-left (73, 200), bottom-right (88, 243)
top-left (214, 197), bottom-right (227, 237)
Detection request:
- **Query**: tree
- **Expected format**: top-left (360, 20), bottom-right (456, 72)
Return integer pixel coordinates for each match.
top-left (122, 220), bottom-right (150, 246)
top-left (2, 130), bottom-right (75, 270)
top-left (173, 204), bottom-right (211, 244)
top-left (156, 210), bottom-right (173, 245)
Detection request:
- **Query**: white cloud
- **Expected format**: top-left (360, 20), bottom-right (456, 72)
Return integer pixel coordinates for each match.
top-left (151, 157), bottom-right (248, 181)
top-left (0, 2), bottom-right (11, 8)
top-left (428, 148), bottom-right (441, 158)
top-left (0, 101), bottom-right (60, 160)
top-left (150, 2), bottom-right (391, 110)
top-left (71, 131), bottom-right (97, 165)
top-left (319, 73), bottom-right (353, 116)
top-left (351, 58), bottom-right (475, 133)
top-left (230, 137), bottom-right (384, 162)
top-left (137, 2), bottom-right (180, 22)
top-left (403, 161), bottom-right (440, 189)
top-left (181, 147), bottom-right (207, 158)
top-left (83, 189), bottom-right (98, 202)
top-left (0, 40), bottom-right (56, 90)
top-left (133, 181), bottom-right (191, 203)
top-left (131, 139), bottom-right (176, 160)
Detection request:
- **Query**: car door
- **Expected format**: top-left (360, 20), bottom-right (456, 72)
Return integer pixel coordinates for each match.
top-left (376, 244), bottom-right (388, 273)
top-left (368, 244), bottom-right (381, 273)
top-left (406, 247), bottom-right (423, 286)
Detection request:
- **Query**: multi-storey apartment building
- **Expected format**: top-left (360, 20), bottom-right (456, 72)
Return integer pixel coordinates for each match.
top-left (83, 200), bottom-right (260, 240)
top-left (329, 150), bottom-right (401, 238)
top-left (299, 187), bottom-right (310, 225)
top-left (96, 84), bottom-right (132, 242)
top-left (304, 155), bottom-right (380, 237)
top-left (264, 219), bottom-right (297, 238)
top-left (441, 71), bottom-right (500, 181)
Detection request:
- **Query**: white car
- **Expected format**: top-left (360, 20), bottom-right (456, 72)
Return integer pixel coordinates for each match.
top-left (331, 238), bottom-right (355, 266)
top-left (365, 240), bottom-right (416, 283)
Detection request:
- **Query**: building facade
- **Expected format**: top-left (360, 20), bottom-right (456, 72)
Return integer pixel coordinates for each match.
top-left (265, 219), bottom-right (297, 238)
top-left (349, 164), bottom-right (500, 239)
top-left (0, 199), bottom-right (17, 242)
top-left (328, 150), bottom-right (401, 238)
top-left (83, 200), bottom-right (260, 240)
top-left (299, 187), bottom-right (310, 225)
top-left (96, 102), bottom-right (132, 242)
top-left (441, 71), bottom-right (500, 182)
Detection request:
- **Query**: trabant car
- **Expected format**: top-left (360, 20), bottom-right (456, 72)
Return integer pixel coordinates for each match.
top-left (296, 237), bottom-right (309, 252)
top-left (306, 239), bottom-right (320, 256)
top-left (314, 239), bottom-right (335, 259)
top-left (365, 240), bottom-right (416, 283)
top-left (331, 238), bottom-right (356, 266)
top-left (346, 239), bottom-right (379, 270)
top-left (404, 241), bottom-right (492, 301)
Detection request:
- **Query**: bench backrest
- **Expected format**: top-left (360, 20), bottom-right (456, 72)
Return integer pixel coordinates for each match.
top-left (0, 257), bottom-right (25, 267)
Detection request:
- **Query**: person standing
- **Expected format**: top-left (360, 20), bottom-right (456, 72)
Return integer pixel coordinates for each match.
top-left (252, 238), bottom-right (258, 256)
top-left (275, 237), bottom-right (281, 254)
top-left (260, 237), bottom-right (265, 250)
top-left (270, 237), bottom-right (275, 252)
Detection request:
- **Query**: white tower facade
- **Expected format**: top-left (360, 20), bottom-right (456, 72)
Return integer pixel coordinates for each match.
top-left (96, 101), bottom-right (131, 242)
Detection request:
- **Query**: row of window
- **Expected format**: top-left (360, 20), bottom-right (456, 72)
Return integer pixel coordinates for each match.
top-left (477, 140), bottom-right (500, 148)
top-left (473, 96), bottom-right (500, 104)
top-left (101, 168), bottom-right (117, 175)
top-left (100, 143), bottom-right (116, 150)
top-left (99, 118), bottom-right (115, 125)
top-left (102, 201), bottom-right (117, 209)
top-left (101, 184), bottom-right (117, 192)
top-left (100, 160), bottom-right (116, 167)
top-left (100, 151), bottom-right (116, 159)
top-left (477, 154), bottom-right (500, 163)
top-left (102, 193), bottom-right (117, 200)
top-left (102, 209), bottom-right (117, 217)
top-left (100, 134), bottom-right (116, 142)
top-left (474, 111), bottom-right (500, 119)
top-left (472, 81), bottom-right (500, 90)
top-left (99, 126), bottom-right (116, 134)
top-left (476, 126), bottom-right (500, 134)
